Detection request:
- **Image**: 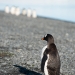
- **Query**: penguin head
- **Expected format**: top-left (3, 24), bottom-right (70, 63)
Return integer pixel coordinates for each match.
top-left (41, 34), bottom-right (54, 43)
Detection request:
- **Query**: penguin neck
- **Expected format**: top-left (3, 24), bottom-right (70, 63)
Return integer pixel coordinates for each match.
top-left (47, 44), bottom-right (51, 49)
top-left (47, 42), bottom-right (54, 49)
top-left (46, 43), bottom-right (57, 56)
top-left (47, 38), bottom-right (54, 48)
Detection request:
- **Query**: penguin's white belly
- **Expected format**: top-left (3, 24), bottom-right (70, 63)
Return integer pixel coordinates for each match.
top-left (41, 45), bottom-right (47, 59)
top-left (44, 54), bottom-right (49, 75)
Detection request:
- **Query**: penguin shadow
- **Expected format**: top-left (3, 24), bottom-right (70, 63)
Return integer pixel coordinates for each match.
top-left (13, 65), bottom-right (42, 75)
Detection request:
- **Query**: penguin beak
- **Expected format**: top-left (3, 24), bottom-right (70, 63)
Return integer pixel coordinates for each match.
top-left (41, 38), bottom-right (44, 40)
top-left (41, 37), bottom-right (45, 40)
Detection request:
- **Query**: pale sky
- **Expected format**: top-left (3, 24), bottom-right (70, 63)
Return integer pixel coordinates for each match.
top-left (0, 0), bottom-right (75, 22)
top-left (0, 0), bottom-right (75, 5)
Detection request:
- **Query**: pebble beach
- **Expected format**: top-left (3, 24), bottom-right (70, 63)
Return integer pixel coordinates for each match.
top-left (0, 11), bottom-right (75, 75)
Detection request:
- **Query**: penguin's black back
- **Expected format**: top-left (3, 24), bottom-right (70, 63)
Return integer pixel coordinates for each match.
top-left (47, 43), bottom-right (60, 75)
top-left (41, 43), bottom-right (60, 75)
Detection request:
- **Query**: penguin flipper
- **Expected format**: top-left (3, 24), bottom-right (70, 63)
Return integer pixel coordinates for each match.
top-left (41, 53), bottom-right (47, 72)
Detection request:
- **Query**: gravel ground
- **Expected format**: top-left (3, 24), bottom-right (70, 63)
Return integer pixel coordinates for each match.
top-left (0, 11), bottom-right (75, 75)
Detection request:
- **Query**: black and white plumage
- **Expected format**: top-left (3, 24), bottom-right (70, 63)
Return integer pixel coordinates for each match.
top-left (41, 45), bottom-right (47, 59)
top-left (41, 34), bottom-right (60, 75)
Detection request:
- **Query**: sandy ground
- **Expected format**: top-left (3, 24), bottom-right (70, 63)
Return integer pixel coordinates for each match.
top-left (0, 11), bottom-right (75, 75)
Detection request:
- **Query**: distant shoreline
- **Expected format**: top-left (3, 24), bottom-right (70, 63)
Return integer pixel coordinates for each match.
top-left (0, 10), bottom-right (75, 23)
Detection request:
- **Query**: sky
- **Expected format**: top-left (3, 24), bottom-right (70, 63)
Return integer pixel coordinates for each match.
top-left (0, 0), bottom-right (75, 22)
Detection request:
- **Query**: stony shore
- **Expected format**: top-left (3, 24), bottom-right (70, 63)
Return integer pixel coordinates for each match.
top-left (0, 11), bottom-right (75, 75)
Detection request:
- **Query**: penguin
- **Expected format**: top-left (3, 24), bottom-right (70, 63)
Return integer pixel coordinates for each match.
top-left (41, 34), bottom-right (60, 75)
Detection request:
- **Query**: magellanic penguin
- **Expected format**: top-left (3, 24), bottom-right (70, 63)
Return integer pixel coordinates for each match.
top-left (41, 34), bottom-right (60, 75)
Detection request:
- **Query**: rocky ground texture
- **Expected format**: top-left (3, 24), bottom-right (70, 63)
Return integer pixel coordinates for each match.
top-left (0, 11), bottom-right (75, 75)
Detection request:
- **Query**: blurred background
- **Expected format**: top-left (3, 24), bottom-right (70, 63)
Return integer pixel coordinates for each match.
top-left (0, 0), bottom-right (75, 75)
top-left (0, 0), bottom-right (75, 22)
